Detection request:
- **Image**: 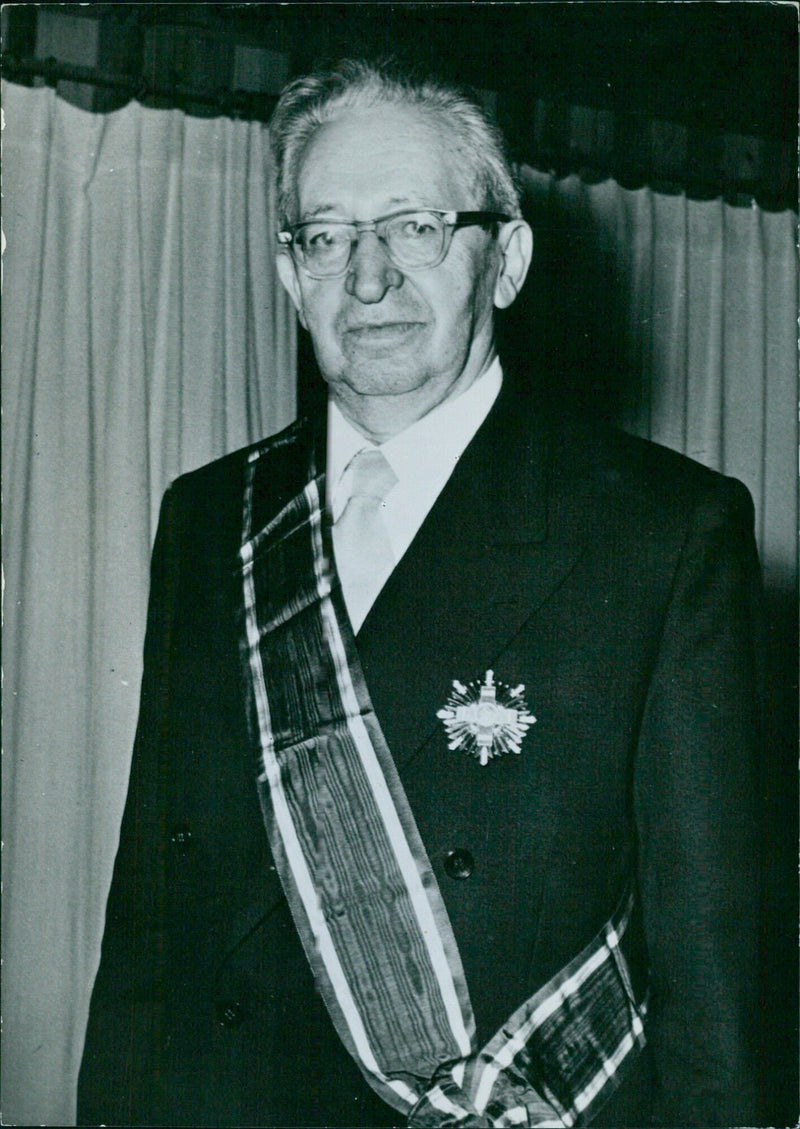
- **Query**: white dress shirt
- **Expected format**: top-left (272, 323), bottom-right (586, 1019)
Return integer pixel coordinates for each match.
top-left (328, 358), bottom-right (502, 629)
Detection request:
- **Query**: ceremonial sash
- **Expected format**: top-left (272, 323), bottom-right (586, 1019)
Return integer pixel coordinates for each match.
top-left (237, 435), bottom-right (647, 1127)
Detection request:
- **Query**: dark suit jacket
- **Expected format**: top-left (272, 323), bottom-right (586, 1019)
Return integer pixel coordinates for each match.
top-left (79, 377), bottom-right (764, 1127)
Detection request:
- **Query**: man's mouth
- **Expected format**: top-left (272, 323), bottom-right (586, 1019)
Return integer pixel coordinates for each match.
top-left (343, 321), bottom-right (423, 341)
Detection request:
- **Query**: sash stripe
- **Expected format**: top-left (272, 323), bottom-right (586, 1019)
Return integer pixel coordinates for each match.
top-left (241, 468), bottom-right (405, 1097)
top-left (308, 482), bottom-right (474, 1058)
top-left (238, 436), bottom-right (648, 1127)
top-left (451, 891), bottom-right (648, 1127)
top-left (239, 469), bottom-right (475, 1109)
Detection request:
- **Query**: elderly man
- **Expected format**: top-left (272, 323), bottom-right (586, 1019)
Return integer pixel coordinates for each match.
top-left (79, 61), bottom-right (763, 1127)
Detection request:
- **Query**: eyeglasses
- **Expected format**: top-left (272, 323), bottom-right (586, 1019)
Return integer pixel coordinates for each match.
top-left (277, 209), bottom-right (510, 279)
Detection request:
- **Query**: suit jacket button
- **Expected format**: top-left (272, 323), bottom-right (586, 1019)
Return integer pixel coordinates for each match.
top-left (216, 1000), bottom-right (246, 1028)
top-left (444, 848), bottom-right (474, 880)
top-left (169, 822), bottom-right (193, 854)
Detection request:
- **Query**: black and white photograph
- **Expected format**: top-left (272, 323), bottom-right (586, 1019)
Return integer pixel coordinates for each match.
top-left (2, 4), bottom-right (797, 1126)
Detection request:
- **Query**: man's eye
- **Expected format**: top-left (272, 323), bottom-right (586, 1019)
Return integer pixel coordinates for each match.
top-left (400, 216), bottom-right (437, 237)
top-left (306, 228), bottom-right (341, 248)
top-left (297, 225), bottom-right (353, 254)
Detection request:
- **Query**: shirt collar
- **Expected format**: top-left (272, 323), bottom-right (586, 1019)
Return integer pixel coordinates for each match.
top-left (327, 357), bottom-right (503, 520)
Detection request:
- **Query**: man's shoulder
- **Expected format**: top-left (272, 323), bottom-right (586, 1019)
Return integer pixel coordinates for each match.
top-left (494, 379), bottom-right (752, 538)
top-left (169, 416), bottom-right (314, 500)
top-left (153, 417), bottom-right (319, 551)
top-left (549, 408), bottom-right (754, 528)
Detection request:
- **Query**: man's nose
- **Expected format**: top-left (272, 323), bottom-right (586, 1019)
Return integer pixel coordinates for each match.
top-left (344, 231), bottom-right (403, 303)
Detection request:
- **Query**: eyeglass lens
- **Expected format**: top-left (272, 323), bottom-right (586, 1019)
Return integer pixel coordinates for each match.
top-left (294, 212), bottom-right (447, 276)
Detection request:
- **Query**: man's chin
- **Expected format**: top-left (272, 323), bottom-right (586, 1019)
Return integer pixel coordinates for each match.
top-left (339, 368), bottom-right (433, 398)
top-left (335, 342), bottom-right (434, 396)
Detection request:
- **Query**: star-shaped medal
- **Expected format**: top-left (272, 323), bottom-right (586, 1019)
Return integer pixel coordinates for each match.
top-left (437, 670), bottom-right (536, 766)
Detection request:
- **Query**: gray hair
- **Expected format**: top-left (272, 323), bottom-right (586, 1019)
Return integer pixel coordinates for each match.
top-left (269, 59), bottom-right (522, 226)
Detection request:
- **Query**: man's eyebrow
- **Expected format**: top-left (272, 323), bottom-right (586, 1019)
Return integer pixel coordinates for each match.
top-left (299, 197), bottom-right (434, 222)
top-left (300, 204), bottom-right (341, 220)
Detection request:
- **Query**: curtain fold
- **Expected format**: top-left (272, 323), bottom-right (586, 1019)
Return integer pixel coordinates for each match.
top-left (1, 80), bottom-right (296, 1126)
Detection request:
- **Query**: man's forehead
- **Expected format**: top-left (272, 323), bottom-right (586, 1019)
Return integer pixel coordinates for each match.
top-left (294, 103), bottom-right (475, 217)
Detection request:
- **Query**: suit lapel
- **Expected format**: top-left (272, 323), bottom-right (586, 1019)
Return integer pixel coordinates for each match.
top-left (356, 381), bottom-right (598, 771)
top-left (241, 385), bottom-right (600, 777)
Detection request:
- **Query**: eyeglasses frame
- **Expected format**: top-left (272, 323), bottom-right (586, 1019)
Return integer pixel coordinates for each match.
top-left (276, 208), bottom-right (511, 279)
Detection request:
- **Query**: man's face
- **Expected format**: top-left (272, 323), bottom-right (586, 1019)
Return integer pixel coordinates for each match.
top-left (276, 103), bottom-right (510, 414)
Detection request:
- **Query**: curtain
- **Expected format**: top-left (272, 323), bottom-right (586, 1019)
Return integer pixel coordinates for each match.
top-left (517, 167), bottom-right (796, 594)
top-left (2, 80), bottom-right (796, 1126)
top-left (1, 80), bottom-right (296, 1126)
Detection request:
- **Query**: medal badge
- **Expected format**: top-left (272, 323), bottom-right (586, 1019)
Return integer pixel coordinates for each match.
top-left (437, 670), bottom-right (536, 766)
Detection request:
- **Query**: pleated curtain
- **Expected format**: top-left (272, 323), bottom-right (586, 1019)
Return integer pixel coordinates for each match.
top-left (2, 81), bottom-right (796, 1126)
top-left (1, 80), bottom-right (296, 1126)
top-left (518, 166), bottom-right (797, 594)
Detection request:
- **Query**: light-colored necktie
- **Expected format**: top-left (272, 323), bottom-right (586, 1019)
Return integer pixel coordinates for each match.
top-left (333, 447), bottom-right (398, 632)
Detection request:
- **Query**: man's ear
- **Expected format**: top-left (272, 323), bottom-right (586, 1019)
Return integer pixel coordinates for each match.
top-left (276, 253), bottom-right (308, 329)
top-left (493, 220), bottom-right (533, 310)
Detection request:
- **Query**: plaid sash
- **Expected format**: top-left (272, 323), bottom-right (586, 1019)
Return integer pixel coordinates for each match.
top-left (237, 434), bottom-right (647, 1127)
